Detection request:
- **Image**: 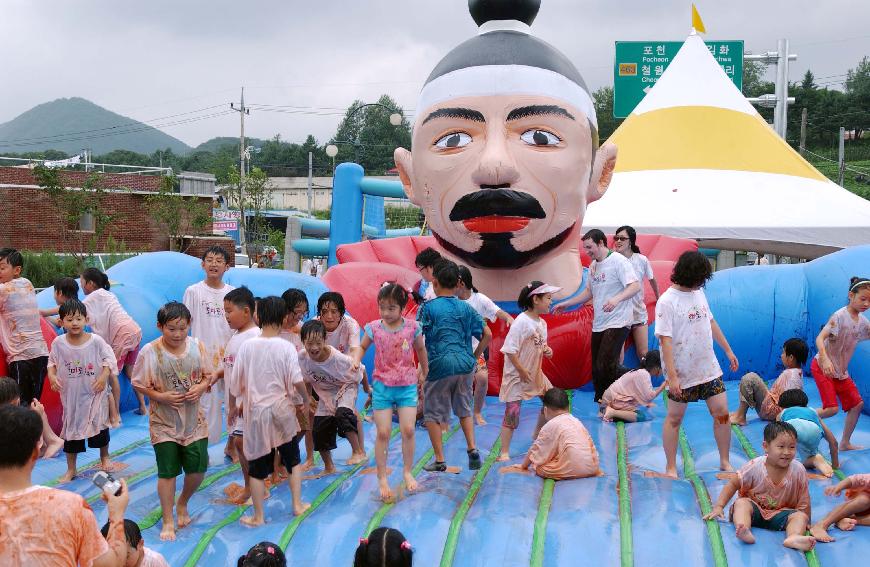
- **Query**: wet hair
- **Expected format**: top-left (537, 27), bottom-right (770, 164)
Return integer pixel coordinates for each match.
top-left (354, 527), bottom-right (412, 567)
top-left (301, 319), bottom-right (327, 342)
top-left (0, 377), bottom-right (20, 406)
top-left (317, 291), bottom-right (346, 316)
top-left (669, 251), bottom-right (713, 288)
top-left (202, 245), bottom-right (231, 263)
top-left (281, 288), bottom-right (309, 314)
top-left (81, 267), bottom-right (110, 291)
top-left (58, 298), bottom-right (87, 320)
top-left (0, 248), bottom-right (23, 268)
top-left (54, 277), bottom-right (79, 300)
top-left (415, 247), bottom-right (442, 269)
top-left (542, 388), bottom-right (570, 411)
top-left (157, 301), bottom-right (191, 325)
top-left (782, 338), bottom-right (809, 366)
top-left (432, 259), bottom-right (459, 289)
top-left (225, 286), bottom-right (255, 312)
top-left (257, 296), bottom-right (286, 328)
top-left (237, 541), bottom-right (286, 567)
top-left (615, 225), bottom-right (641, 254)
top-left (763, 420), bottom-right (797, 443)
top-left (849, 276), bottom-right (870, 294)
top-left (778, 388), bottom-right (809, 409)
top-left (640, 349), bottom-right (662, 372)
top-left (0, 405), bottom-right (42, 468)
top-left (581, 228), bottom-right (607, 246)
top-left (517, 280), bottom-right (545, 311)
top-left (100, 519), bottom-right (142, 549)
top-left (378, 283), bottom-right (409, 309)
top-left (456, 265), bottom-right (478, 293)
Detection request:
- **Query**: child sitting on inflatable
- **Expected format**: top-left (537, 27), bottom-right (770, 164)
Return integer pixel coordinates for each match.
top-left (730, 338), bottom-right (808, 426)
top-left (777, 388), bottom-right (839, 478)
top-left (502, 388), bottom-right (600, 480)
top-left (600, 350), bottom-right (665, 422)
top-left (811, 472), bottom-right (870, 542)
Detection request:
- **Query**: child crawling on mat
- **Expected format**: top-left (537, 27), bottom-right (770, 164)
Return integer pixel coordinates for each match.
top-left (730, 338), bottom-right (808, 426)
top-left (811, 473), bottom-right (870, 542)
top-left (777, 388), bottom-right (839, 478)
top-left (704, 421), bottom-right (816, 551)
top-left (600, 350), bottom-right (665, 422)
top-left (502, 388), bottom-right (601, 480)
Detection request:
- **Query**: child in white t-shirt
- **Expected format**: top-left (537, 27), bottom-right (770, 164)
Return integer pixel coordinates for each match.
top-left (280, 288), bottom-right (315, 471)
top-left (655, 251), bottom-right (738, 479)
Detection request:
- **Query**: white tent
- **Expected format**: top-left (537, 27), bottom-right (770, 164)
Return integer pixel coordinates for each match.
top-left (583, 32), bottom-right (870, 258)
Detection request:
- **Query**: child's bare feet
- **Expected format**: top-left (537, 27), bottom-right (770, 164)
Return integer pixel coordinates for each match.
top-left (603, 407), bottom-right (617, 422)
top-left (810, 524), bottom-right (835, 542)
top-left (58, 470), bottom-right (76, 483)
top-left (159, 521), bottom-right (176, 541)
top-left (816, 459), bottom-right (834, 478)
top-left (719, 460), bottom-right (734, 473)
top-left (664, 466), bottom-right (679, 480)
top-left (300, 459), bottom-right (315, 472)
top-left (176, 506), bottom-right (192, 529)
top-left (378, 477), bottom-right (394, 502)
top-left (496, 452), bottom-right (510, 462)
top-left (404, 472), bottom-right (419, 493)
top-left (783, 534), bottom-right (815, 551)
top-left (293, 501), bottom-right (311, 516)
top-left (43, 438), bottom-right (63, 459)
top-left (240, 515), bottom-right (265, 527)
top-left (305, 466), bottom-right (337, 480)
top-left (728, 412), bottom-right (747, 426)
top-left (840, 442), bottom-right (865, 452)
top-left (347, 452), bottom-right (367, 466)
top-left (735, 524), bottom-right (756, 544)
top-left (474, 413), bottom-right (487, 426)
top-left (837, 517), bottom-right (858, 531)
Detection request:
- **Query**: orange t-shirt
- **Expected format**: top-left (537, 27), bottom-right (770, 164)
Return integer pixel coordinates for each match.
top-left (734, 456), bottom-right (809, 521)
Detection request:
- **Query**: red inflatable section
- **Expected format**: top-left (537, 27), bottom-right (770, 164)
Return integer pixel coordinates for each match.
top-left (0, 318), bottom-right (61, 433)
top-left (327, 234), bottom-right (696, 391)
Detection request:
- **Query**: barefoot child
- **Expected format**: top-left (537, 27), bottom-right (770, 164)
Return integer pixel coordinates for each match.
top-left (280, 288), bottom-right (315, 470)
top-left (600, 350), bottom-right (666, 422)
top-left (48, 299), bottom-right (117, 482)
top-left (100, 519), bottom-right (170, 567)
top-left (222, 287), bottom-right (260, 502)
top-left (730, 338), bottom-right (808, 425)
top-left (812, 276), bottom-right (870, 451)
top-left (39, 277), bottom-right (80, 327)
top-left (353, 283), bottom-right (428, 501)
top-left (778, 388), bottom-right (840, 478)
top-left (231, 297), bottom-right (311, 526)
top-left (456, 265), bottom-right (513, 425)
top-left (704, 421), bottom-right (816, 551)
top-left (655, 251), bottom-right (739, 478)
top-left (497, 281), bottom-right (556, 461)
top-left (299, 320), bottom-right (366, 472)
top-left (811, 473), bottom-right (870, 542)
top-left (131, 302), bottom-right (211, 541)
top-left (503, 388), bottom-right (600, 480)
top-left (81, 267), bottom-right (145, 420)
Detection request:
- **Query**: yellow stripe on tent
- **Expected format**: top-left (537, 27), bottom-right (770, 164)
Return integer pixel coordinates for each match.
top-left (609, 106), bottom-right (827, 181)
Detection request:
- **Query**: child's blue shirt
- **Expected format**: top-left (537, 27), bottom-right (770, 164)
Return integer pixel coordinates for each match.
top-left (417, 296), bottom-right (484, 381)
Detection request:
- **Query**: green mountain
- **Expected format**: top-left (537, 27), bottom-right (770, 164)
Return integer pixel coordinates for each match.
top-left (0, 97), bottom-right (192, 155)
top-left (194, 136), bottom-right (267, 153)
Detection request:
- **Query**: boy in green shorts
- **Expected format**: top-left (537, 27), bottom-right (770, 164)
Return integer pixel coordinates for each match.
top-left (132, 302), bottom-right (211, 542)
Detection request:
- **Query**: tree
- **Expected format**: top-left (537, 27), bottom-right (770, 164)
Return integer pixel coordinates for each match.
top-left (591, 86), bottom-right (623, 141)
top-left (144, 174), bottom-right (213, 252)
top-left (845, 56), bottom-right (870, 141)
top-left (330, 94), bottom-right (412, 174)
top-left (224, 167), bottom-right (272, 252)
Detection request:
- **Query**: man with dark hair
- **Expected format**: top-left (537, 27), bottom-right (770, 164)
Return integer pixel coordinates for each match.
top-left (0, 405), bottom-right (130, 566)
top-left (415, 247), bottom-right (443, 302)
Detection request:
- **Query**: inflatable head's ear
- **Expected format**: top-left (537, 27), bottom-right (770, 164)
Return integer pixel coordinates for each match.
top-left (588, 142), bottom-right (618, 204)
top-left (394, 147), bottom-right (417, 205)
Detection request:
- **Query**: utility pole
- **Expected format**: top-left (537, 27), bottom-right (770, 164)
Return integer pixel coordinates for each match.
top-left (307, 151), bottom-right (313, 213)
top-left (838, 127), bottom-right (846, 187)
top-left (745, 40), bottom-right (796, 140)
top-left (799, 107), bottom-right (807, 156)
top-left (230, 87), bottom-right (250, 251)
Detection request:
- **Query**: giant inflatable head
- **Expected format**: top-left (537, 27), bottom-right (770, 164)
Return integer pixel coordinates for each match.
top-left (395, 0), bottom-right (617, 300)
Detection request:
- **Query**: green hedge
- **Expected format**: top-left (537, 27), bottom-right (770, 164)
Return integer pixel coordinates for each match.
top-left (21, 252), bottom-right (80, 289)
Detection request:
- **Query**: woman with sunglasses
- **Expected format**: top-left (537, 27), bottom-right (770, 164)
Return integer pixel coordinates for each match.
top-left (613, 226), bottom-right (660, 359)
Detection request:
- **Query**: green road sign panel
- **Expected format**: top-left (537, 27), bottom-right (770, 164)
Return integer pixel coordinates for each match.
top-left (613, 40), bottom-right (744, 118)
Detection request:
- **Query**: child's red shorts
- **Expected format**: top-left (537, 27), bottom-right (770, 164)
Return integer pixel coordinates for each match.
top-left (811, 358), bottom-right (863, 411)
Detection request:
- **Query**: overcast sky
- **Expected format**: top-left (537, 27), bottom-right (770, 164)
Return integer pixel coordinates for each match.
top-left (1, 0), bottom-right (867, 149)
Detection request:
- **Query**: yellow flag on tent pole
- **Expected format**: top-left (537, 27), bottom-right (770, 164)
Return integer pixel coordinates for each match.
top-left (691, 4), bottom-right (706, 33)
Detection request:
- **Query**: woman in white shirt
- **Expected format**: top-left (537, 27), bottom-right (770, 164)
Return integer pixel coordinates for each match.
top-left (614, 225), bottom-right (660, 359)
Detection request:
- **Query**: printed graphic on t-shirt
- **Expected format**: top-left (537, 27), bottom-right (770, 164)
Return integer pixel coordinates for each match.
top-left (198, 299), bottom-right (226, 319)
top-left (592, 271), bottom-right (606, 284)
top-left (64, 358), bottom-right (97, 378)
top-left (687, 305), bottom-right (707, 322)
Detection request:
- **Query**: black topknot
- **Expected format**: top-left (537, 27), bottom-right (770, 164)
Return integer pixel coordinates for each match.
top-left (469, 0), bottom-right (541, 27)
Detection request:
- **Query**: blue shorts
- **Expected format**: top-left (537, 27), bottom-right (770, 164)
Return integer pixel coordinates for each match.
top-left (372, 381), bottom-right (418, 411)
top-left (787, 418), bottom-right (823, 461)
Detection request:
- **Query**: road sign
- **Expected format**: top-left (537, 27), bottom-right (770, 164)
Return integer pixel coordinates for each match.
top-left (214, 220), bottom-right (238, 231)
top-left (613, 40), bottom-right (743, 118)
top-left (213, 209), bottom-right (241, 220)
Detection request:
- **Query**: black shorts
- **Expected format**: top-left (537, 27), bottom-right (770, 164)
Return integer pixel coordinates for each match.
top-left (63, 428), bottom-right (110, 454)
top-left (312, 407), bottom-right (358, 452)
top-left (8, 356), bottom-right (48, 406)
top-left (247, 438), bottom-right (301, 480)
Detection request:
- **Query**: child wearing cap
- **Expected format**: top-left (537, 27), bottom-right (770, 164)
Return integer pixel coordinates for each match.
top-left (497, 281), bottom-right (557, 461)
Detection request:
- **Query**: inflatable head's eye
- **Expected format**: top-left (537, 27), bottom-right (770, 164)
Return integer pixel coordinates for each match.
top-left (434, 132), bottom-right (472, 149)
top-left (520, 129), bottom-right (561, 146)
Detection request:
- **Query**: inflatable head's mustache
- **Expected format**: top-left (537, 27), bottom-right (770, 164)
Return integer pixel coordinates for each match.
top-left (448, 188), bottom-right (546, 222)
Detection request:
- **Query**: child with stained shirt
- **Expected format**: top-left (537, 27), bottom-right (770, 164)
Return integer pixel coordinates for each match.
top-left (231, 296), bottom-right (311, 526)
top-left (280, 288), bottom-right (315, 470)
top-left (502, 388), bottom-right (600, 480)
top-left (131, 302), bottom-right (211, 542)
top-left (101, 519), bottom-right (170, 567)
top-left (705, 421), bottom-right (816, 551)
top-left (182, 246), bottom-right (235, 448)
top-left (39, 277), bottom-right (80, 328)
top-left (222, 287), bottom-right (260, 503)
top-left (48, 299), bottom-right (118, 483)
top-left (0, 248), bottom-right (49, 408)
top-left (299, 320), bottom-right (366, 473)
top-left (600, 349), bottom-right (666, 422)
top-left (731, 338), bottom-right (808, 425)
top-left (811, 473), bottom-right (870, 542)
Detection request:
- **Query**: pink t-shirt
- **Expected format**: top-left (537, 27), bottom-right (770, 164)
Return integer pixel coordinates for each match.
top-left (654, 287), bottom-right (722, 389)
top-left (601, 368), bottom-right (657, 412)
top-left (183, 281), bottom-right (235, 373)
top-left (734, 456), bottom-right (809, 520)
top-left (759, 368), bottom-right (803, 420)
top-left (0, 278), bottom-right (48, 363)
top-left (845, 473), bottom-right (870, 500)
top-left (142, 547), bottom-right (170, 567)
top-left (364, 318), bottom-right (420, 387)
top-left (131, 337), bottom-right (209, 446)
top-left (279, 326), bottom-right (304, 353)
top-left (0, 485), bottom-right (109, 567)
top-left (324, 315), bottom-right (361, 355)
top-left (48, 333), bottom-right (116, 441)
top-left (223, 326), bottom-right (260, 433)
top-left (232, 337), bottom-right (303, 460)
top-left (82, 288), bottom-right (141, 362)
top-left (299, 347), bottom-right (362, 416)
top-left (500, 312), bottom-right (552, 402)
top-left (815, 306), bottom-right (870, 380)
top-left (528, 413), bottom-right (600, 480)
